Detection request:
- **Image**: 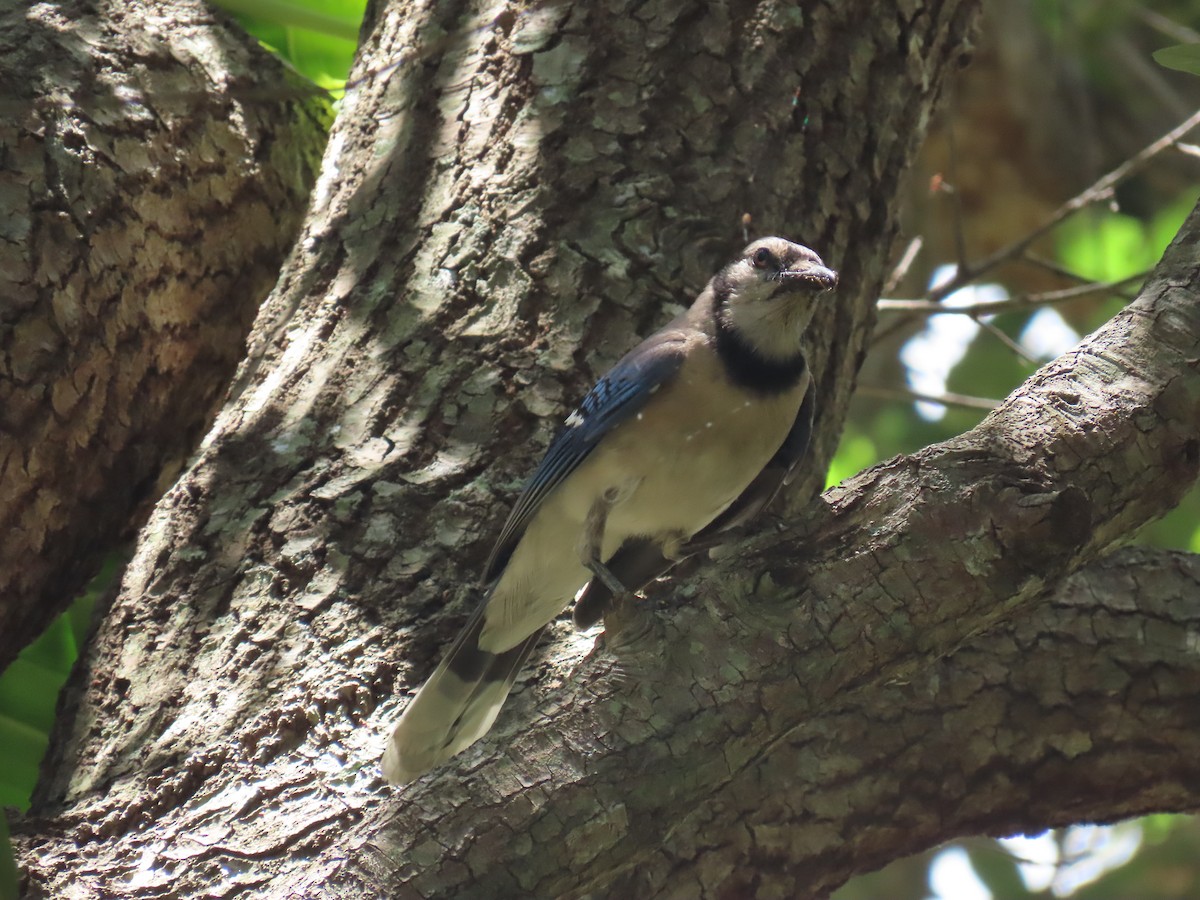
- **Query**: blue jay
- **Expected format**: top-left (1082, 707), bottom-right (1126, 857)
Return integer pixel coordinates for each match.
top-left (382, 237), bottom-right (838, 784)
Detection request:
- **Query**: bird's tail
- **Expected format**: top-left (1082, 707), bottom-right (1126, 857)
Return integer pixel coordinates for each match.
top-left (382, 601), bottom-right (544, 784)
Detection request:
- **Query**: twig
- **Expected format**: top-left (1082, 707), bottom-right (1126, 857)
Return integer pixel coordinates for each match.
top-left (1020, 253), bottom-right (1097, 285)
top-left (883, 236), bottom-right (924, 296)
top-left (1136, 7), bottom-right (1200, 44)
top-left (980, 319), bottom-right (1038, 366)
top-left (877, 271), bottom-right (1149, 317)
top-left (857, 384), bottom-right (999, 411)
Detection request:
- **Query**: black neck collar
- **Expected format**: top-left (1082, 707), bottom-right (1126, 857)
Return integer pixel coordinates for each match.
top-left (713, 294), bottom-right (809, 395)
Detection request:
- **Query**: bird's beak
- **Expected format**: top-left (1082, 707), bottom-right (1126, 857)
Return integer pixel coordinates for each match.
top-left (779, 262), bottom-right (839, 292)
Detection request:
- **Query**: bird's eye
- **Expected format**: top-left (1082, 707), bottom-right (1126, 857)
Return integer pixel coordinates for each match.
top-left (752, 247), bottom-right (774, 269)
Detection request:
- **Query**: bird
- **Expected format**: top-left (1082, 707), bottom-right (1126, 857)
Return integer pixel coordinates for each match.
top-left (382, 236), bottom-right (838, 784)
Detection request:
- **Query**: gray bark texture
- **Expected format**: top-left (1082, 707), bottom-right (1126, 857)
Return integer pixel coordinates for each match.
top-left (15, 0), bottom-right (1200, 897)
top-left (0, 0), bottom-right (327, 669)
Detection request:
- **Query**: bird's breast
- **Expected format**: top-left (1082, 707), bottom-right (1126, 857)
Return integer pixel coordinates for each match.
top-left (566, 357), bottom-right (804, 548)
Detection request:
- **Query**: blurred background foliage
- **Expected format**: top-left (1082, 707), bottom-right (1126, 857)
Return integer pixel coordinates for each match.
top-left (3, 0), bottom-right (1199, 898)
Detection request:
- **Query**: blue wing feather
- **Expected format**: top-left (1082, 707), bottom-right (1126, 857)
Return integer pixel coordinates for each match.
top-left (483, 338), bottom-right (687, 582)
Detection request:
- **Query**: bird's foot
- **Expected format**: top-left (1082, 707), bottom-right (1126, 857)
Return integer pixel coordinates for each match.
top-left (584, 558), bottom-right (628, 596)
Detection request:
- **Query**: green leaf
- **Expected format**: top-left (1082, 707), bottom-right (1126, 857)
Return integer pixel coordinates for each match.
top-left (212, 0), bottom-right (367, 91)
top-left (0, 558), bottom-right (115, 811)
top-left (1056, 210), bottom-right (1153, 282)
top-left (0, 714), bottom-right (44, 809)
top-left (825, 428), bottom-right (879, 487)
top-left (0, 658), bottom-right (64, 734)
top-left (1153, 44), bottom-right (1200, 76)
top-left (13, 616), bottom-right (77, 676)
top-left (214, 0), bottom-right (362, 42)
top-left (1149, 193), bottom-right (1199, 258)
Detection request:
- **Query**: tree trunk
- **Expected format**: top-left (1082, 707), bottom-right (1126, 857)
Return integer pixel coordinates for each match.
top-left (24, 1), bottom-right (1199, 897)
top-left (0, 0), bottom-right (326, 668)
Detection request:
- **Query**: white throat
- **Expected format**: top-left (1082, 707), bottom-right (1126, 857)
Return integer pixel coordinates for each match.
top-left (722, 296), bottom-right (814, 362)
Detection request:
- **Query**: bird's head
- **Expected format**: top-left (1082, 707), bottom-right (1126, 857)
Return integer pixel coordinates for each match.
top-left (712, 237), bottom-right (838, 361)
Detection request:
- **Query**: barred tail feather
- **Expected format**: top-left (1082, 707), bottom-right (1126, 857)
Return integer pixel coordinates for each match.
top-left (382, 603), bottom-right (544, 784)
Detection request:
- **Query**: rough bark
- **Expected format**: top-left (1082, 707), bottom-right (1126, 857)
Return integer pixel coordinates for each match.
top-left (0, 0), bottom-right (327, 668)
top-left (23, 0), bottom-right (1200, 896)
top-left (356, 546), bottom-right (1200, 900)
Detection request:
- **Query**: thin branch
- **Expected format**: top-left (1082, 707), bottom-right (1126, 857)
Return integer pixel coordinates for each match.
top-left (877, 271), bottom-right (1148, 317)
top-left (1135, 7), bottom-right (1200, 44)
top-left (928, 109), bottom-right (1200, 302)
top-left (1020, 252), bottom-right (1099, 285)
top-left (883, 236), bottom-right (923, 296)
top-left (980, 319), bottom-right (1038, 366)
top-left (856, 383), bottom-right (999, 411)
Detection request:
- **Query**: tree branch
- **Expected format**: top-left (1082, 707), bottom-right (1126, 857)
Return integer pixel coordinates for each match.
top-left (341, 544), bottom-right (1200, 898)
